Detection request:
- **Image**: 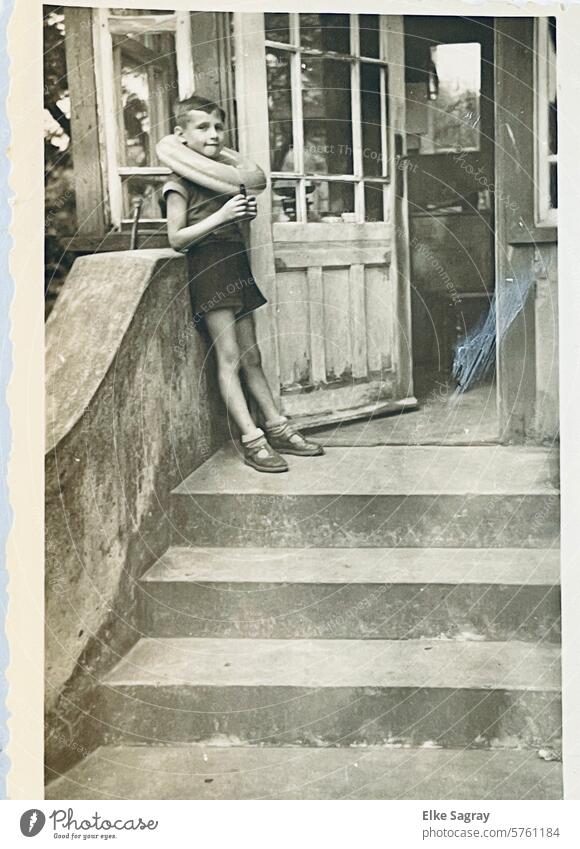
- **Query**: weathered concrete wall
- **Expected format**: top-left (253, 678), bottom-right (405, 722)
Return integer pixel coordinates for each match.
top-left (45, 249), bottom-right (225, 778)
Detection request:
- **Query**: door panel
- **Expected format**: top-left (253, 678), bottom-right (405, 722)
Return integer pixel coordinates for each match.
top-left (276, 269), bottom-right (310, 387)
top-left (366, 264), bottom-right (394, 373)
top-left (234, 13), bottom-right (415, 427)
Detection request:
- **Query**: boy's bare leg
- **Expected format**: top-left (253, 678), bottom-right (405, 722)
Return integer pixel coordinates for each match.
top-left (204, 308), bottom-right (260, 437)
top-left (236, 312), bottom-right (324, 457)
top-left (235, 313), bottom-right (281, 423)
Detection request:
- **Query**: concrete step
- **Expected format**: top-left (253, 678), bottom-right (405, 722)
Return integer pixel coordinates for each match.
top-left (45, 744), bottom-right (562, 800)
top-left (98, 637), bottom-right (561, 750)
top-left (138, 546), bottom-right (561, 642)
top-left (171, 446), bottom-right (559, 548)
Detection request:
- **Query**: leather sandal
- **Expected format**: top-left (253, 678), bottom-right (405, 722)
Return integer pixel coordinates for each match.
top-left (242, 434), bottom-right (289, 473)
top-left (265, 422), bottom-right (325, 457)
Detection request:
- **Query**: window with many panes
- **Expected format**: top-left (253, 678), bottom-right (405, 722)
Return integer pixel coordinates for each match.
top-left (95, 8), bottom-right (194, 227)
top-left (265, 13), bottom-right (390, 224)
top-left (535, 16), bottom-right (557, 227)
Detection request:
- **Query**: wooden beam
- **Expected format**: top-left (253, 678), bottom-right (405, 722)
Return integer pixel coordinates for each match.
top-left (384, 15), bottom-right (413, 399)
top-left (190, 11), bottom-right (223, 103)
top-left (495, 19), bottom-right (541, 442)
top-left (112, 34), bottom-right (161, 67)
top-left (215, 12), bottom-right (235, 138)
top-left (187, 12), bottom-right (235, 145)
top-left (175, 12), bottom-right (194, 99)
top-left (108, 14), bottom-right (176, 36)
top-left (233, 11), bottom-right (281, 405)
top-left (495, 18), bottom-right (557, 246)
top-left (307, 266), bottom-right (326, 384)
top-left (275, 244), bottom-right (390, 268)
top-left (349, 263), bottom-right (368, 378)
top-left (93, 7), bottom-right (123, 228)
top-left (63, 7), bottom-right (106, 236)
top-left (289, 14), bottom-right (306, 223)
top-left (273, 221), bottom-right (390, 242)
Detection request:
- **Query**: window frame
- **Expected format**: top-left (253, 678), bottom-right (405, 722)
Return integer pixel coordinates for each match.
top-left (93, 8), bottom-right (194, 228)
top-left (265, 13), bottom-right (390, 224)
top-left (534, 16), bottom-right (557, 228)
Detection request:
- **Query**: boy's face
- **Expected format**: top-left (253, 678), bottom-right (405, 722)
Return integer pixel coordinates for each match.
top-left (176, 108), bottom-right (225, 159)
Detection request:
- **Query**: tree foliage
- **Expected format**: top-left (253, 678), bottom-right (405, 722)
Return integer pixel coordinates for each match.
top-left (44, 6), bottom-right (76, 317)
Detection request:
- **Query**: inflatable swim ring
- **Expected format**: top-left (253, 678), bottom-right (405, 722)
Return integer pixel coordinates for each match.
top-left (156, 134), bottom-right (267, 197)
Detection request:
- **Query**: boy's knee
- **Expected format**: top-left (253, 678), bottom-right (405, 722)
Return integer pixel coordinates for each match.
top-left (240, 346), bottom-right (262, 371)
top-left (216, 348), bottom-right (241, 374)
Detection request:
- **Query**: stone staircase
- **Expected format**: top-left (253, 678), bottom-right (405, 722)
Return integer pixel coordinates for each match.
top-left (46, 444), bottom-right (562, 799)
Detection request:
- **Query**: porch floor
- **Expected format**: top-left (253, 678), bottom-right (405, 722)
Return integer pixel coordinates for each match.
top-left (176, 443), bottom-right (556, 497)
top-left (313, 376), bottom-right (498, 446)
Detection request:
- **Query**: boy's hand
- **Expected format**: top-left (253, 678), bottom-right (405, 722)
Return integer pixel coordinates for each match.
top-left (245, 196), bottom-right (258, 220)
top-left (220, 194), bottom-right (251, 223)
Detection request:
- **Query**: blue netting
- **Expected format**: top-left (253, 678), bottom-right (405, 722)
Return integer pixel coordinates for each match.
top-left (452, 276), bottom-right (533, 395)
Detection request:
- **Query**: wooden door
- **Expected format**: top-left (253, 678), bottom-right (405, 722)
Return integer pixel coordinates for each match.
top-left (234, 13), bottom-right (415, 428)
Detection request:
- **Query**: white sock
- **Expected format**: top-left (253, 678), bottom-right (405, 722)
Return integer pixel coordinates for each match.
top-left (265, 414), bottom-right (288, 430)
top-left (241, 427), bottom-right (264, 444)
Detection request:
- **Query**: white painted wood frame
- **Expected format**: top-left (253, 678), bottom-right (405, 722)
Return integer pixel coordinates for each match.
top-left (92, 8), bottom-right (194, 228)
top-left (534, 16), bottom-right (558, 228)
top-left (265, 12), bottom-right (390, 226)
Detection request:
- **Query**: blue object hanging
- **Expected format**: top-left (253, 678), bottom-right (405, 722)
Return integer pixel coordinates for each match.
top-left (452, 275), bottom-right (534, 394)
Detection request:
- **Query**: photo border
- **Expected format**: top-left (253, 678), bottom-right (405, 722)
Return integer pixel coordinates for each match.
top-left (4, 0), bottom-right (580, 800)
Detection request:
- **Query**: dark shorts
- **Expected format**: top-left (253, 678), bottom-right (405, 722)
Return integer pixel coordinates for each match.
top-left (185, 240), bottom-right (267, 325)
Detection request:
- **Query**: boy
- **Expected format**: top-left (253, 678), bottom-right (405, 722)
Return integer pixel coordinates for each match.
top-left (163, 96), bottom-right (324, 473)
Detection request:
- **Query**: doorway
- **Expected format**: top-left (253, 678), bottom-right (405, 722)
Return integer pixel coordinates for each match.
top-left (403, 16), bottom-right (498, 441)
top-left (236, 13), bottom-right (415, 431)
top-left (238, 13), bottom-right (500, 442)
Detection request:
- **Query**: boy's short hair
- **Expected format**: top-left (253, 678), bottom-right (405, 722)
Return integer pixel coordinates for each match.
top-left (174, 95), bottom-right (226, 126)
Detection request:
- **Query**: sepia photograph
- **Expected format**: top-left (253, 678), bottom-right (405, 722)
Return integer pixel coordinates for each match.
top-left (43, 5), bottom-right (561, 801)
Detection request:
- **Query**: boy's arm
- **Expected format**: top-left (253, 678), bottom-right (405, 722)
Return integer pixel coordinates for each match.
top-left (166, 191), bottom-right (250, 252)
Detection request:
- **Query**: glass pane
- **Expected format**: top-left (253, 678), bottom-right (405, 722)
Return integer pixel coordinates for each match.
top-left (116, 33), bottom-right (178, 167)
top-left (110, 8), bottom-right (174, 15)
top-left (266, 49), bottom-right (294, 171)
top-left (300, 13), bottom-right (351, 54)
top-left (302, 58), bottom-right (353, 175)
top-left (548, 18), bottom-right (557, 156)
top-left (122, 174), bottom-right (166, 220)
top-left (360, 14), bottom-right (380, 58)
top-left (548, 100), bottom-right (557, 157)
top-left (265, 13), bottom-right (290, 43)
top-left (549, 162), bottom-right (558, 210)
top-left (364, 182), bottom-right (384, 222)
top-left (361, 63), bottom-right (383, 177)
top-left (425, 42), bottom-right (481, 153)
top-left (306, 180), bottom-right (354, 222)
top-left (271, 179), bottom-right (298, 222)
top-left (543, 18), bottom-right (557, 216)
